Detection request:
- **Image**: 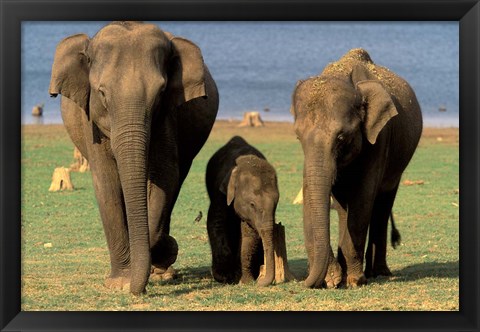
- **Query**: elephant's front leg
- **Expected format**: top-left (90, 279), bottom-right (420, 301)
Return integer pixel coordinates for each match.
top-left (337, 199), bottom-right (371, 288)
top-left (365, 186), bottom-right (399, 278)
top-left (207, 203), bottom-right (240, 284)
top-left (147, 179), bottom-right (179, 281)
top-left (148, 169), bottom-right (180, 277)
top-left (239, 222), bottom-right (262, 284)
top-left (147, 121), bottom-right (181, 280)
top-left (88, 141), bottom-right (132, 291)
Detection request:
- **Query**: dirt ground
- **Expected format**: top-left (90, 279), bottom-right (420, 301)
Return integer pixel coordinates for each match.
top-left (22, 120), bottom-right (459, 146)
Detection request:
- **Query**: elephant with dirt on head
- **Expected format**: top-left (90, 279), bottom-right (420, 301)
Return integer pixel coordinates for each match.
top-left (49, 21), bottom-right (219, 295)
top-left (290, 48), bottom-right (422, 289)
top-left (206, 136), bottom-right (279, 286)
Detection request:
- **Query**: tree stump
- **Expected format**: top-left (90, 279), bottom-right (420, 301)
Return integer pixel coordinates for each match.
top-left (49, 167), bottom-right (74, 191)
top-left (238, 111), bottom-right (265, 127)
top-left (258, 222), bottom-right (296, 284)
top-left (70, 147), bottom-right (90, 172)
top-left (32, 104), bottom-right (44, 117)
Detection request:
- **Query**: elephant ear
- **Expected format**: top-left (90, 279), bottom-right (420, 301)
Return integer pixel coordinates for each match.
top-left (351, 63), bottom-right (375, 84)
top-left (289, 80), bottom-right (304, 119)
top-left (220, 167), bottom-right (238, 206)
top-left (356, 80), bottom-right (398, 145)
top-left (49, 34), bottom-right (90, 112)
top-left (167, 35), bottom-right (207, 107)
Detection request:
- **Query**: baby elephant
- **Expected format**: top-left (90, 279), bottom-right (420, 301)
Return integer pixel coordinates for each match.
top-left (206, 136), bottom-right (279, 286)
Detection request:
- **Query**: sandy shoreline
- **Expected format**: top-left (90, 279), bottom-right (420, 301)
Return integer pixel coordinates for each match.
top-left (22, 120), bottom-right (459, 141)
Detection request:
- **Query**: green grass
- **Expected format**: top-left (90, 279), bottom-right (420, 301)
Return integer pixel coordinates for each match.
top-left (21, 123), bottom-right (459, 311)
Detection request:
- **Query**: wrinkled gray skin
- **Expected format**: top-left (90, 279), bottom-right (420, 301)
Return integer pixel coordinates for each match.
top-left (291, 48), bottom-right (422, 288)
top-left (206, 136), bottom-right (279, 286)
top-left (49, 21), bottom-right (219, 295)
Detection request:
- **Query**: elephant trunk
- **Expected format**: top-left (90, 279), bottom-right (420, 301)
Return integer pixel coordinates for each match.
top-left (303, 150), bottom-right (334, 288)
top-left (111, 100), bottom-right (152, 295)
top-left (257, 222), bottom-right (275, 287)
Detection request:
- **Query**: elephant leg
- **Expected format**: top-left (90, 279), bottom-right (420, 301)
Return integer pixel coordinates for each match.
top-left (147, 170), bottom-right (180, 270)
top-left (147, 120), bottom-right (181, 275)
top-left (337, 198), bottom-right (372, 288)
top-left (207, 203), bottom-right (240, 284)
top-left (365, 185), bottom-right (399, 278)
top-left (147, 180), bottom-right (179, 274)
top-left (239, 222), bottom-right (262, 284)
top-left (148, 181), bottom-right (180, 275)
top-left (336, 203), bottom-right (354, 287)
top-left (87, 138), bottom-right (131, 291)
top-left (148, 118), bottom-right (202, 273)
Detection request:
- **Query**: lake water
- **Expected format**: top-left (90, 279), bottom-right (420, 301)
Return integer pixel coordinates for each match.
top-left (22, 21), bottom-right (459, 127)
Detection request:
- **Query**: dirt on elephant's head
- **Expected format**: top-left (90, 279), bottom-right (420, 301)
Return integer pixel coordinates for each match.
top-left (343, 48), bottom-right (374, 63)
top-left (322, 48), bottom-right (374, 78)
top-left (235, 155), bottom-right (278, 191)
top-left (294, 48), bottom-right (400, 123)
top-left (316, 48), bottom-right (398, 97)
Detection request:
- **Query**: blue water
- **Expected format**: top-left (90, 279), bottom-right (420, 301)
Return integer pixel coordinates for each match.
top-left (22, 21), bottom-right (459, 127)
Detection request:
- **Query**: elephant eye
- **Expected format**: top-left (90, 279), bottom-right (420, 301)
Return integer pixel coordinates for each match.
top-left (98, 87), bottom-right (108, 107)
top-left (99, 88), bottom-right (106, 99)
top-left (249, 202), bottom-right (256, 209)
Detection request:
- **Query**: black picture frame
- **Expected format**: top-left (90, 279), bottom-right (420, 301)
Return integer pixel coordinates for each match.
top-left (1, 0), bottom-right (478, 331)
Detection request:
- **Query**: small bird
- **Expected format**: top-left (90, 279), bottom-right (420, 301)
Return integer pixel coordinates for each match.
top-left (194, 211), bottom-right (203, 223)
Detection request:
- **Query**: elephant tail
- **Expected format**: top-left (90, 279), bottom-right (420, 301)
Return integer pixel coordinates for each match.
top-left (390, 212), bottom-right (401, 249)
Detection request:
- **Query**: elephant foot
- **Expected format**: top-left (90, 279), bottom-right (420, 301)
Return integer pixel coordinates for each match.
top-left (366, 264), bottom-right (393, 278)
top-left (239, 267), bottom-right (257, 285)
top-left (150, 266), bottom-right (177, 281)
top-left (346, 273), bottom-right (367, 288)
top-left (105, 275), bottom-right (131, 292)
top-left (239, 275), bottom-right (255, 285)
top-left (151, 235), bottom-right (178, 271)
top-left (325, 260), bottom-right (342, 289)
top-left (211, 265), bottom-right (239, 284)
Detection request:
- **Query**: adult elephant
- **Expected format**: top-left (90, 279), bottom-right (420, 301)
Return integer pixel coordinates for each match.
top-left (290, 48), bottom-right (422, 288)
top-left (49, 21), bottom-right (219, 295)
